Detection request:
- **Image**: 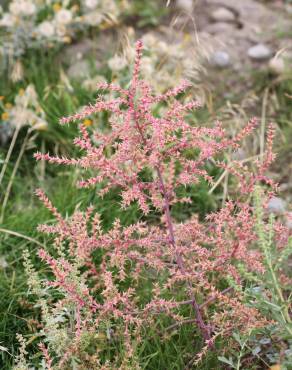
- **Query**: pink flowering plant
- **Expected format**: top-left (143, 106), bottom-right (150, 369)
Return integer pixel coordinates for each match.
top-left (17, 40), bottom-right (291, 369)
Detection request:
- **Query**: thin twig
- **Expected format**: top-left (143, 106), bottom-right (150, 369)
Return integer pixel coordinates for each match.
top-left (0, 126), bottom-right (20, 187)
top-left (165, 318), bottom-right (197, 332)
top-left (199, 287), bottom-right (233, 309)
top-left (165, 287), bottom-right (233, 332)
top-left (260, 88), bottom-right (269, 164)
top-left (0, 129), bottom-right (30, 223)
top-left (208, 168), bottom-right (227, 194)
top-left (155, 166), bottom-right (211, 342)
top-left (222, 170), bottom-right (229, 205)
top-left (0, 227), bottom-right (45, 248)
top-left (208, 153), bottom-right (266, 195)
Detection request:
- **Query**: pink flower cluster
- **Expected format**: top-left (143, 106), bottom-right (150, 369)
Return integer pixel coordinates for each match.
top-left (32, 40), bottom-right (281, 367)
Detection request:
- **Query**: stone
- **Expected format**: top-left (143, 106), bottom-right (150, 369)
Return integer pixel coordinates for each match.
top-left (67, 60), bottom-right (91, 80)
top-left (176, 0), bottom-right (193, 12)
top-left (205, 22), bottom-right (235, 34)
top-left (211, 7), bottom-right (236, 22)
top-left (247, 44), bottom-right (272, 61)
top-left (210, 51), bottom-right (231, 68)
top-left (269, 57), bottom-right (285, 75)
top-left (267, 197), bottom-right (286, 215)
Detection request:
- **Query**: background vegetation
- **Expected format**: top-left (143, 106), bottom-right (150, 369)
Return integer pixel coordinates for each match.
top-left (0, 0), bottom-right (291, 368)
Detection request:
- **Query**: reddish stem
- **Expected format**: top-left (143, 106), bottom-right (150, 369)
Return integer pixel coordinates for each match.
top-left (155, 166), bottom-right (211, 342)
top-left (129, 83), bottom-right (211, 343)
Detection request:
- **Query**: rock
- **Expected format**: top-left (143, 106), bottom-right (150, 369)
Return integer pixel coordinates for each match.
top-left (247, 44), bottom-right (272, 61)
top-left (211, 7), bottom-right (236, 22)
top-left (67, 60), bottom-right (91, 80)
top-left (269, 57), bottom-right (285, 75)
top-left (176, 0), bottom-right (193, 12)
top-left (269, 51), bottom-right (292, 75)
top-left (205, 22), bottom-right (235, 34)
top-left (210, 51), bottom-right (231, 68)
top-left (267, 197), bottom-right (286, 215)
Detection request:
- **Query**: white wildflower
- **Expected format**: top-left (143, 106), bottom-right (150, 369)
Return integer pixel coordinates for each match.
top-left (108, 55), bottom-right (127, 71)
top-left (11, 60), bottom-right (24, 83)
top-left (37, 21), bottom-right (55, 38)
top-left (142, 34), bottom-right (157, 48)
top-left (81, 12), bottom-right (103, 26)
top-left (55, 9), bottom-right (72, 24)
top-left (0, 13), bottom-right (17, 27)
top-left (8, 85), bottom-right (48, 130)
top-left (55, 24), bottom-right (67, 37)
top-left (9, 1), bottom-right (36, 17)
top-left (85, 0), bottom-right (99, 10)
top-left (32, 120), bottom-right (48, 131)
top-left (156, 41), bottom-right (169, 55)
top-left (9, 107), bottom-right (37, 129)
top-left (140, 57), bottom-right (154, 77)
top-left (82, 75), bottom-right (106, 91)
top-left (15, 85), bottom-right (38, 107)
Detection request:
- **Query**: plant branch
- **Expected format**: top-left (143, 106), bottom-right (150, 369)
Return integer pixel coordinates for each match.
top-left (0, 129), bottom-right (31, 223)
top-left (0, 126), bottom-right (20, 188)
top-left (155, 165), bottom-right (211, 342)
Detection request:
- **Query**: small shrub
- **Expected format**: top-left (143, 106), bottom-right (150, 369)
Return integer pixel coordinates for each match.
top-left (14, 40), bottom-right (291, 369)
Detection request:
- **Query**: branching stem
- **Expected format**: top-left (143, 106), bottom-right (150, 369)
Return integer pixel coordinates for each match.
top-left (155, 166), bottom-right (211, 342)
top-left (129, 79), bottom-right (211, 343)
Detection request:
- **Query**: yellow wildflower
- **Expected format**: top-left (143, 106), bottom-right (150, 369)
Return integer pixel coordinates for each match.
top-left (1, 112), bottom-right (9, 121)
top-left (270, 365), bottom-right (281, 370)
top-left (53, 3), bottom-right (62, 12)
top-left (63, 36), bottom-right (72, 44)
top-left (18, 88), bottom-right (25, 96)
top-left (5, 103), bottom-right (13, 109)
top-left (183, 33), bottom-right (191, 42)
top-left (71, 4), bottom-right (79, 13)
top-left (100, 21), bottom-right (114, 30)
top-left (33, 121), bottom-right (48, 131)
top-left (83, 119), bottom-right (93, 127)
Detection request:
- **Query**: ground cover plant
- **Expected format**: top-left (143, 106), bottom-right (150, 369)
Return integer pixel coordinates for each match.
top-left (0, 0), bottom-right (166, 83)
top-left (7, 40), bottom-right (291, 369)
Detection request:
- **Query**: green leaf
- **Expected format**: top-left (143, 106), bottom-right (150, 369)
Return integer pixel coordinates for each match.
top-left (218, 356), bottom-right (235, 368)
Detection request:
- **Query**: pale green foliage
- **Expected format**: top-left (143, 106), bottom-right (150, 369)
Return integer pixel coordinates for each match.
top-left (227, 186), bottom-right (292, 368)
top-left (253, 186), bottom-right (292, 338)
top-left (23, 249), bottom-right (42, 296)
top-left (13, 334), bottom-right (29, 370)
